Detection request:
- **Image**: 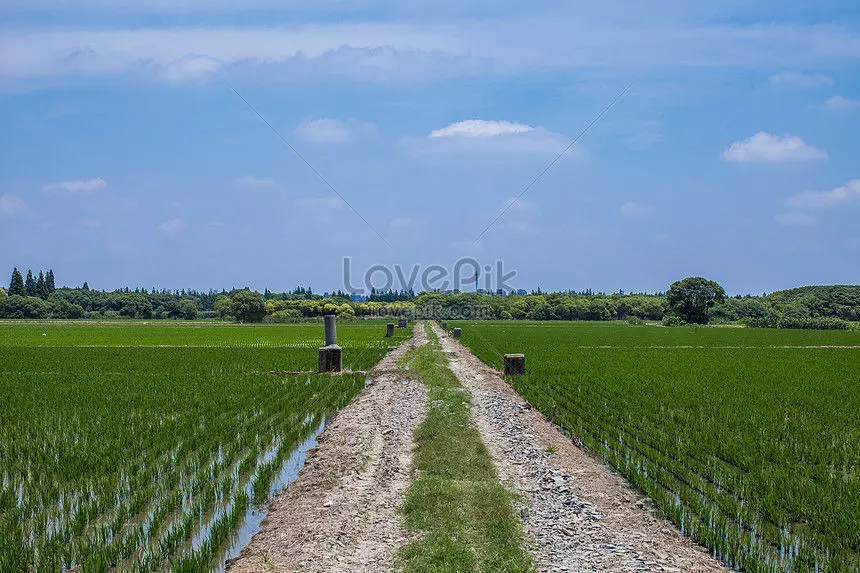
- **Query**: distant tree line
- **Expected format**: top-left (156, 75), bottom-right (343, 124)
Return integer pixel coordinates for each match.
top-left (7, 268), bottom-right (57, 299)
top-left (1, 268), bottom-right (858, 327)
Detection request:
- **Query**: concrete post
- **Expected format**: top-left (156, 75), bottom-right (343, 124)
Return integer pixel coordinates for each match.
top-left (319, 315), bottom-right (341, 372)
top-left (318, 345), bottom-right (342, 373)
top-left (324, 314), bottom-right (337, 346)
top-left (504, 354), bottom-right (526, 376)
top-left (452, 328), bottom-right (461, 339)
top-left (386, 323), bottom-right (395, 337)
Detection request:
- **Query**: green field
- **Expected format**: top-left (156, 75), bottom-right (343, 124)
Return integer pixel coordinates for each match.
top-left (0, 321), bottom-right (410, 572)
top-left (452, 321), bottom-right (860, 573)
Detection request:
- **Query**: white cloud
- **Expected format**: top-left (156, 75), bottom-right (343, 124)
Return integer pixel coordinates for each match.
top-left (158, 55), bottom-right (221, 82)
top-left (720, 133), bottom-right (827, 164)
top-left (389, 217), bottom-right (415, 231)
top-left (0, 25), bottom-right (455, 83)
top-left (43, 177), bottom-right (108, 193)
top-left (0, 194), bottom-right (25, 216)
top-left (235, 175), bottom-right (275, 187)
top-left (775, 212), bottom-right (818, 227)
top-left (294, 118), bottom-right (376, 143)
top-left (824, 95), bottom-right (860, 110)
top-left (416, 120), bottom-right (572, 155)
top-left (619, 201), bottom-right (654, 217)
top-left (159, 218), bottom-right (185, 236)
top-left (295, 196), bottom-right (343, 210)
top-left (429, 120), bottom-right (533, 139)
top-left (786, 179), bottom-right (860, 209)
top-left (487, 197), bottom-right (538, 235)
top-left (624, 120), bottom-right (663, 150)
top-left (768, 71), bottom-right (833, 88)
top-left (6, 19), bottom-right (860, 85)
top-left (295, 196), bottom-right (345, 224)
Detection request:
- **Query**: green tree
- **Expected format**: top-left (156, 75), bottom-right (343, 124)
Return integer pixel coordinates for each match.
top-left (181, 299), bottom-right (198, 320)
top-left (49, 298), bottom-right (85, 319)
top-left (25, 270), bottom-right (36, 296)
top-left (230, 289), bottom-right (267, 323)
top-left (9, 268), bottom-right (26, 296)
top-left (214, 295), bottom-right (233, 318)
top-left (666, 277), bottom-right (726, 324)
top-left (0, 295), bottom-right (50, 319)
top-left (36, 270), bottom-right (48, 299)
top-left (46, 269), bottom-right (56, 293)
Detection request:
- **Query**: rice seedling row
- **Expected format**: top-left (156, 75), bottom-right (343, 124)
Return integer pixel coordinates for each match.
top-left (0, 322), bottom-right (411, 571)
top-left (452, 321), bottom-right (859, 572)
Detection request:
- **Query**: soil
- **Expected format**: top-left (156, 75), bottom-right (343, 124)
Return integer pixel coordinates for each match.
top-left (431, 322), bottom-right (726, 573)
top-left (226, 325), bottom-right (429, 573)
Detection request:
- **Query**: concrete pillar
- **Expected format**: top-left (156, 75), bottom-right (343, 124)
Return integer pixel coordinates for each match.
top-left (452, 328), bottom-right (461, 339)
top-left (386, 323), bottom-right (395, 337)
top-left (319, 345), bottom-right (342, 373)
top-left (504, 354), bottom-right (526, 376)
top-left (324, 314), bottom-right (337, 346)
top-left (398, 318), bottom-right (407, 328)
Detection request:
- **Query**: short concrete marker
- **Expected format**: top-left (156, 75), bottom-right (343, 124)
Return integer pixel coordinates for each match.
top-left (503, 354), bottom-right (526, 376)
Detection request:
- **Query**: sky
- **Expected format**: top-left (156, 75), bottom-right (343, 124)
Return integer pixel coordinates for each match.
top-left (1, 1), bottom-right (859, 296)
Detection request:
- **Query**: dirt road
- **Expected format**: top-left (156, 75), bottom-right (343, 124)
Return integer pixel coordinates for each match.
top-left (226, 325), bottom-right (428, 573)
top-left (228, 322), bottom-right (725, 572)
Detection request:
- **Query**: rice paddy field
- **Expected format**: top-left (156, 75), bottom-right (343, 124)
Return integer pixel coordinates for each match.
top-left (451, 321), bottom-right (860, 573)
top-left (0, 321), bottom-right (411, 572)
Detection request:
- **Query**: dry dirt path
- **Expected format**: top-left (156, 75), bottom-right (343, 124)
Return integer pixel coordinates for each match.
top-left (227, 324), bottom-right (428, 573)
top-left (431, 322), bottom-right (726, 573)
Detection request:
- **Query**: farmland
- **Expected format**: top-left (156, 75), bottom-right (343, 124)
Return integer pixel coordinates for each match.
top-left (0, 321), bottom-right (410, 571)
top-left (452, 321), bottom-right (860, 572)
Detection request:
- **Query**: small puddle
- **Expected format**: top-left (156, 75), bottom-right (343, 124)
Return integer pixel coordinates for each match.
top-left (212, 418), bottom-right (327, 571)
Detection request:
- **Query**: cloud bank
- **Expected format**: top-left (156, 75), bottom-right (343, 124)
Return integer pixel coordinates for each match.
top-left (43, 177), bottom-right (108, 193)
top-left (721, 133), bottom-right (826, 164)
top-left (294, 118), bottom-right (377, 143)
top-left (786, 179), bottom-right (860, 209)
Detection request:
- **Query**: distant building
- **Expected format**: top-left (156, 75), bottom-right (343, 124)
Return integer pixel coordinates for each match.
top-left (496, 289), bottom-right (505, 296)
top-left (516, 289), bottom-right (527, 296)
top-left (477, 289), bottom-right (488, 294)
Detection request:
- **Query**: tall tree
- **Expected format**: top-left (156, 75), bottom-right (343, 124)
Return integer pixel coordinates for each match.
top-left (9, 268), bottom-right (26, 296)
top-left (82, 281), bottom-right (90, 291)
top-left (25, 270), bottom-right (36, 296)
top-left (46, 269), bottom-right (56, 293)
top-left (666, 277), bottom-right (726, 324)
top-left (36, 271), bottom-right (47, 299)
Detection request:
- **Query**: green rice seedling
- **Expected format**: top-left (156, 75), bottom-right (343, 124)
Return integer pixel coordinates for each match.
top-left (0, 322), bottom-right (409, 570)
top-left (453, 321), bottom-right (860, 572)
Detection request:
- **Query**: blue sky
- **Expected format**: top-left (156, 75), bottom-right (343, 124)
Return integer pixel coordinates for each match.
top-left (1, 1), bottom-right (859, 295)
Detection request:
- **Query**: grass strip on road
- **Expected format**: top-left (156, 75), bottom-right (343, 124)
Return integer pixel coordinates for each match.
top-left (397, 324), bottom-right (532, 573)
